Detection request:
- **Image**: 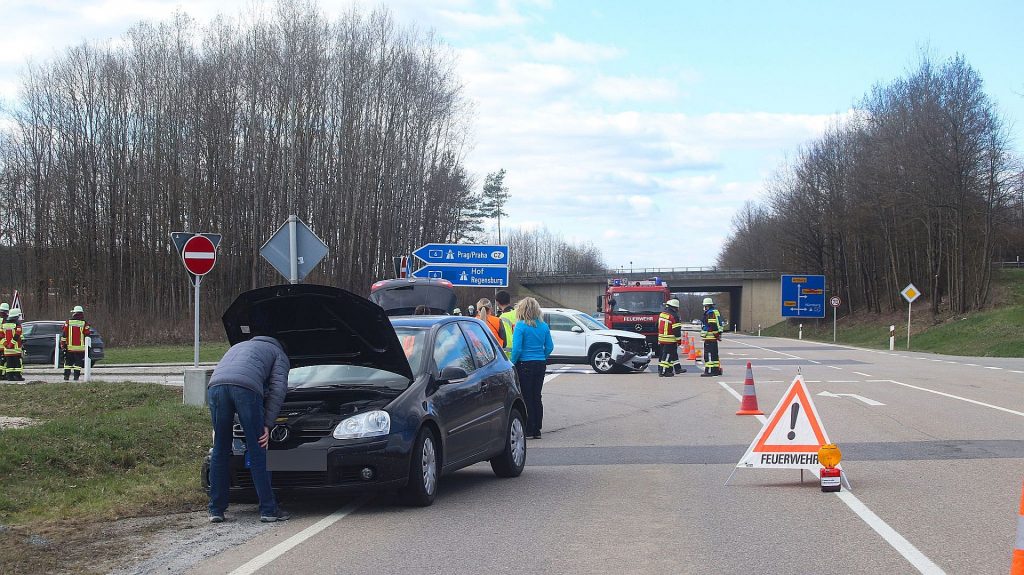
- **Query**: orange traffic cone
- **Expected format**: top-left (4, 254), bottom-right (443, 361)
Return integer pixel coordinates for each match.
top-left (1012, 480), bottom-right (1024, 574)
top-left (736, 362), bottom-right (763, 415)
top-left (681, 336), bottom-right (691, 357)
top-left (687, 336), bottom-right (698, 361)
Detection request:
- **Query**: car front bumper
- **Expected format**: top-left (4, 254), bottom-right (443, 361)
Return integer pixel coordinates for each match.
top-left (612, 344), bottom-right (652, 371)
top-left (210, 434), bottom-right (412, 493)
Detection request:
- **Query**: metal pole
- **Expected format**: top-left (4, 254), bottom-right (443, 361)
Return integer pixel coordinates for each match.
top-left (906, 302), bottom-right (912, 350)
top-left (194, 276), bottom-right (201, 368)
top-left (889, 324), bottom-right (895, 351)
top-left (833, 306), bottom-right (837, 343)
top-left (288, 214), bottom-right (298, 284)
top-left (83, 336), bottom-right (92, 382)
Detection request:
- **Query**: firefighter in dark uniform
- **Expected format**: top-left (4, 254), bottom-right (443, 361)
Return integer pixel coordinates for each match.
top-left (2, 308), bottom-right (24, 381)
top-left (700, 297), bottom-right (725, 377)
top-left (62, 305), bottom-right (92, 381)
top-left (657, 299), bottom-right (686, 377)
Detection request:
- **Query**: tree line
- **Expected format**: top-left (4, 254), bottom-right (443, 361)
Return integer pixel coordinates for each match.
top-left (718, 54), bottom-right (1023, 316)
top-left (0, 2), bottom-right (487, 343)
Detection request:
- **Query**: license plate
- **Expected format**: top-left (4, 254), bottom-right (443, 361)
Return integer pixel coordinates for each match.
top-left (267, 449), bottom-right (327, 471)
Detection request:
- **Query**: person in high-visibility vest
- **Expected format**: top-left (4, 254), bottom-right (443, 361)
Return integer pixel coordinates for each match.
top-left (495, 290), bottom-right (517, 355)
top-left (657, 299), bottom-right (686, 377)
top-left (700, 297), bottom-right (725, 377)
top-left (61, 305), bottom-right (92, 381)
top-left (0, 303), bottom-right (9, 378)
top-left (2, 308), bottom-right (24, 381)
top-left (475, 298), bottom-right (508, 350)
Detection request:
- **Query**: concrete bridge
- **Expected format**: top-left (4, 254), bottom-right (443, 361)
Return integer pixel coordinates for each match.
top-left (517, 268), bottom-right (782, 332)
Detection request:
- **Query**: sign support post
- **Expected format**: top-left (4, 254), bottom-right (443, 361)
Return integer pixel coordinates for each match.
top-left (829, 296), bottom-right (842, 343)
top-left (288, 215), bottom-right (298, 284)
top-left (172, 232), bottom-right (222, 368)
top-left (193, 275), bottom-right (202, 367)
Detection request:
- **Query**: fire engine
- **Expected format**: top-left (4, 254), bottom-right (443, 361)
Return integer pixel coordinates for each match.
top-left (596, 278), bottom-right (671, 347)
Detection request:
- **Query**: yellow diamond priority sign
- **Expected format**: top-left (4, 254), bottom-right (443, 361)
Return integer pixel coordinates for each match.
top-left (901, 283), bottom-right (920, 303)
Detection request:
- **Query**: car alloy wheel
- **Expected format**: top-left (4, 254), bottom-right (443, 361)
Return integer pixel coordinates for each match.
top-left (421, 435), bottom-right (437, 496)
top-left (590, 348), bottom-right (614, 374)
top-left (511, 416), bottom-right (526, 469)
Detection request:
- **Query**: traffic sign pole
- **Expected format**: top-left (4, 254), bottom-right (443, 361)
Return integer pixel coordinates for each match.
top-left (907, 301), bottom-right (912, 350)
top-left (194, 276), bottom-right (201, 367)
top-left (288, 215), bottom-right (298, 284)
top-left (833, 306), bottom-right (837, 343)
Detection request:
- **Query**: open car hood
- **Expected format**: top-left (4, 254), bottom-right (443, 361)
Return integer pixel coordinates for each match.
top-left (222, 284), bottom-right (413, 381)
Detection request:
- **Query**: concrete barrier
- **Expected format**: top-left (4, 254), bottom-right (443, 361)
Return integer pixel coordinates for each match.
top-left (183, 368), bottom-right (214, 406)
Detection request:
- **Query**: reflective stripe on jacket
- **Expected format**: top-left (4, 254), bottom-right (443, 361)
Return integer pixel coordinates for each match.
top-left (2, 321), bottom-right (22, 355)
top-left (63, 319), bottom-right (91, 352)
top-left (701, 307), bottom-right (724, 341)
top-left (658, 310), bottom-right (681, 344)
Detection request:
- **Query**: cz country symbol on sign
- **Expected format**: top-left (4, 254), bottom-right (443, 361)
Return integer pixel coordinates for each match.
top-left (735, 375), bottom-right (838, 472)
top-left (182, 234), bottom-right (217, 276)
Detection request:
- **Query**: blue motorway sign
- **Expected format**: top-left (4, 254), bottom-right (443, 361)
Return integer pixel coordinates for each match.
top-left (780, 274), bottom-right (826, 318)
top-left (412, 264), bottom-right (508, 287)
top-left (413, 243), bottom-right (508, 266)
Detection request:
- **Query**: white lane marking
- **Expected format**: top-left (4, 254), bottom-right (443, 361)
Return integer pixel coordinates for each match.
top-left (964, 363), bottom-right (979, 367)
top-left (984, 366), bottom-right (1002, 370)
top-left (817, 391), bottom-right (885, 406)
top-left (836, 491), bottom-right (946, 574)
top-left (1012, 370), bottom-right (1024, 374)
top-left (886, 379), bottom-right (1024, 418)
top-left (930, 359), bottom-right (944, 362)
top-left (228, 497), bottom-right (368, 575)
top-left (544, 372), bottom-right (563, 383)
top-left (809, 360), bottom-right (821, 364)
top-left (827, 365), bottom-right (843, 370)
top-left (826, 380), bottom-right (860, 383)
top-left (718, 380), bottom-right (945, 575)
top-left (728, 338), bottom-right (803, 359)
top-left (944, 361), bottom-right (958, 364)
top-left (852, 371), bottom-right (873, 377)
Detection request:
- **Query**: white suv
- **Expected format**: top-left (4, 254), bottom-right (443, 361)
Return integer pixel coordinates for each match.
top-left (542, 308), bottom-right (653, 374)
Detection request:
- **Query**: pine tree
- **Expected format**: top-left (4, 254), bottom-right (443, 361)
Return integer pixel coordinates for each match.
top-left (479, 169), bottom-right (511, 243)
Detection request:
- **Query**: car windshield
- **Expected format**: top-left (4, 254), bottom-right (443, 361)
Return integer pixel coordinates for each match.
top-left (611, 292), bottom-right (665, 314)
top-left (572, 313), bottom-right (607, 331)
top-left (288, 326), bottom-right (426, 390)
top-left (23, 323), bottom-right (61, 337)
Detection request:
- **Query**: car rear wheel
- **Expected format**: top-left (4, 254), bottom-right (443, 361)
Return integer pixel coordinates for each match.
top-left (589, 345), bottom-right (614, 374)
top-left (490, 408), bottom-right (526, 478)
top-left (400, 427), bottom-right (438, 507)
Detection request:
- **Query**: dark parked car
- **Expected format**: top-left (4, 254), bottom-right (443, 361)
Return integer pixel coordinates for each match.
top-left (202, 284), bottom-right (527, 506)
top-left (20, 321), bottom-right (105, 365)
top-left (368, 277), bottom-right (457, 316)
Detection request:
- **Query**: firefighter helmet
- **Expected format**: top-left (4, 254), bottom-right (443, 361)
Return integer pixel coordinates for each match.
top-left (702, 297), bottom-right (714, 306)
top-left (665, 299), bottom-right (680, 309)
top-left (0, 303), bottom-right (8, 312)
top-left (72, 305), bottom-right (84, 314)
top-left (9, 308), bottom-right (21, 319)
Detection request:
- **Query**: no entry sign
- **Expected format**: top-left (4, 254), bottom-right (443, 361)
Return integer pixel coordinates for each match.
top-left (182, 234), bottom-right (217, 276)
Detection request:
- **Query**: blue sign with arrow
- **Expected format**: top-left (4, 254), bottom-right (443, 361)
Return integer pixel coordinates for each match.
top-left (412, 264), bottom-right (509, 287)
top-left (413, 243), bottom-right (508, 266)
top-left (780, 274), bottom-right (826, 318)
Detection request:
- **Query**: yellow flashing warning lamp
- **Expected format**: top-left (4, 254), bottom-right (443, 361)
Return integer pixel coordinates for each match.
top-left (818, 443), bottom-right (842, 492)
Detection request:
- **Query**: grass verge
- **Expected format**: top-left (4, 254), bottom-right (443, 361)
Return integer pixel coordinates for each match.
top-left (760, 269), bottom-right (1024, 357)
top-left (0, 382), bottom-right (209, 574)
top-left (102, 341), bottom-right (230, 364)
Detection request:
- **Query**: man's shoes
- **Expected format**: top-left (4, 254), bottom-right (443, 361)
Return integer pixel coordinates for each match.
top-left (700, 372), bottom-right (713, 377)
top-left (260, 508), bottom-right (291, 523)
top-left (675, 368), bottom-right (686, 374)
top-left (209, 514), bottom-right (225, 523)
top-left (63, 375), bottom-right (69, 381)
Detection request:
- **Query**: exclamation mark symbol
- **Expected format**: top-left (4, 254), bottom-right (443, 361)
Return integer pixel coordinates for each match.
top-left (787, 403), bottom-right (800, 440)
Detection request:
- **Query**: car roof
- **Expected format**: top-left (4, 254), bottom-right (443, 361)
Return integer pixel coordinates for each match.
top-left (390, 315), bottom-right (472, 328)
top-left (540, 308), bottom-right (583, 314)
top-left (24, 320), bottom-right (64, 325)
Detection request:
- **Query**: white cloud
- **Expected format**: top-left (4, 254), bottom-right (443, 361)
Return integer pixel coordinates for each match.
top-left (526, 34), bottom-right (622, 63)
top-left (591, 75), bottom-right (678, 102)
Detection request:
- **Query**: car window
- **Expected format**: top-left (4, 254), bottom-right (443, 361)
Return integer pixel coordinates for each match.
top-left (394, 326), bottom-right (429, 377)
top-left (459, 321), bottom-right (496, 366)
top-left (433, 322), bottom-right (477, 374)
top-left (545, 313), bottom-right (577, 333)
top-left (24, 323), bottom-right (61, 337)
top-left (572, 313), bottom-right (606, 331)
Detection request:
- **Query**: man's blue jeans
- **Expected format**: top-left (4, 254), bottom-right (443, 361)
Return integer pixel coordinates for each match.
top-left (208, 385), bottom-right (278, 517)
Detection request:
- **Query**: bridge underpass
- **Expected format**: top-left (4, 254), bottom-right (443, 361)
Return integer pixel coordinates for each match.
top-left (517, 269), bottom-right (782, 332)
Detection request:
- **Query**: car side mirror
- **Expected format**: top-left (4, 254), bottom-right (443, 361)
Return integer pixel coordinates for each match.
top-left (571, 326), bottom-right (583, 334)
top-left (438, 366), bottom-right (469, 383)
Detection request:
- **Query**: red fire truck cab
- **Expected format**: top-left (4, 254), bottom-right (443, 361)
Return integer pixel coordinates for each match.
top-left (597, 278), bottom-right (671, 347)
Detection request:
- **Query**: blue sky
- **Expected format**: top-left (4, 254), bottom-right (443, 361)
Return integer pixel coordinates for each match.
top-left (3, 0), bottom-right (1022, 270)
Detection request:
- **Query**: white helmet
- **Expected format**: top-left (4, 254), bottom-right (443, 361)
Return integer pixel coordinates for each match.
top-left (0, 303), bottom-right (8, 312)
top-left (72, 305), bottom-right (84, 314)
top-left (8, 308), bottom-right (21, 319)
top-left (452, 308), bottom-right (461, 316)
top-left (665, 299), bottom-right (680, 309)
top-left (703, 297), bottom-right (714, 306)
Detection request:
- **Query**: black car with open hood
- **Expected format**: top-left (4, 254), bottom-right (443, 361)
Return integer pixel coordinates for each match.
top-left (205, 284), bottom-right (527, 506)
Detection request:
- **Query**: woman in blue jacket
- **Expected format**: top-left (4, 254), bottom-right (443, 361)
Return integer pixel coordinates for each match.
top-left (509, 297), bottom-right (553, 439)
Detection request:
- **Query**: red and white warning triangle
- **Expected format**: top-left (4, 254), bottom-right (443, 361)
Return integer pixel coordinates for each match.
top-left (735, 374), bottom-right (839, 472)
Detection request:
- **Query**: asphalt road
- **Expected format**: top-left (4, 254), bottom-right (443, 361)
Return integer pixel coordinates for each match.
top-left (137, 337), bottom-right (1024, 573)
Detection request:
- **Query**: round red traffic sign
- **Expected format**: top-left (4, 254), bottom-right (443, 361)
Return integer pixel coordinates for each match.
top-left (829, 296), bottom-right (842, 307)
top-left (182, 235), bottom-right (217, 276)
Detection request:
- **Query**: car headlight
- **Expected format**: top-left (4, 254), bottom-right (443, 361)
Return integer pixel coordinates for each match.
top-left (333, 410), bottom-right (391, 440)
